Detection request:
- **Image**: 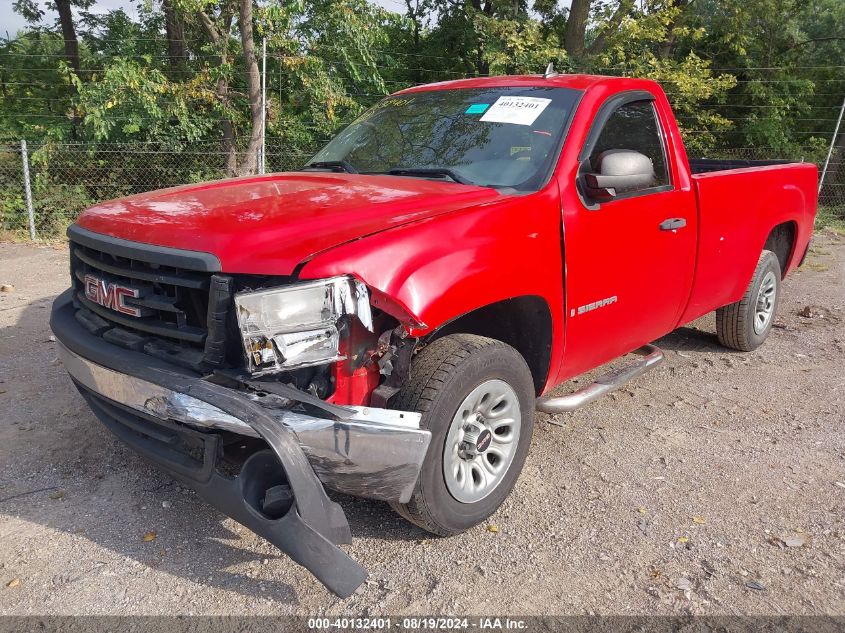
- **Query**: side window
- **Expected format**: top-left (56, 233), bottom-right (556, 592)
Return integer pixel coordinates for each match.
top-left (588, 100), bottom-right (669, 193)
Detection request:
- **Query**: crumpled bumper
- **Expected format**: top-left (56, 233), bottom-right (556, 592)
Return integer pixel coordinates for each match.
top-left (50, 290), bottom-right (430, 597)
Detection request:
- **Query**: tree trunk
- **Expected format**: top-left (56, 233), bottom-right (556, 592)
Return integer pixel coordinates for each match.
top-left (406, 0), bottom-right (422, 84)
top-left (564, 0), bottom-right (591, 59)
top-left (235, 0), bottom-right (263, 176)
top-left (162, 0), bottom-right (187, 73)
top-left (55, 0), bottom-right (80, 73)
top-left (198, 8), bottom-right (238, 176)
top-left (468, 0), bottom-right (492, 76)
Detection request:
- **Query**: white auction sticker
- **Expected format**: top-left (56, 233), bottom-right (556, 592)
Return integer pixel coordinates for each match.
top-left (479, 96), bottom-right (552, 126)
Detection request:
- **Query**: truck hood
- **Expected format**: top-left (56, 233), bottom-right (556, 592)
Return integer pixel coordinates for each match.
top-left (76, 172), bottom-right (501, 275)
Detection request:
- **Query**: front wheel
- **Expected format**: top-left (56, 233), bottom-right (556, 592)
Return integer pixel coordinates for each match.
top-left (716, 249), bottom-right (781, 351)
top-left (390, 334), bottom-right (535, 536)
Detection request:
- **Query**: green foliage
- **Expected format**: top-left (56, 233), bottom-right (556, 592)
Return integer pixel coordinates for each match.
top-left (72, 59), bottom-right (219, 143)
top-left (473, 10), bottom-right (568, 75)
top-left (3, 0), bottom-right (841, 156)
top-left (815, 206), bottom-right (845, 234)
top-left (575, 1), bottom-right (734, 153)
top-left (0, 33), bottom-right (78, 142)
top-left (1, 0), bottom-right (843, 235)
top-left (675, 0), bottom-right (843, 160)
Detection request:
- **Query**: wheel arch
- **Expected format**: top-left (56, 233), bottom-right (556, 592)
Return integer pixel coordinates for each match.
top-left (763, 220), bottom-right (798, 278)
top-left (425, 295), bottom-right (553, 396)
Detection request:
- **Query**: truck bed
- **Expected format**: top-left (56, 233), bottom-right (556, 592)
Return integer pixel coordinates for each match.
top-left (681, 161), bottom-right (818, 325)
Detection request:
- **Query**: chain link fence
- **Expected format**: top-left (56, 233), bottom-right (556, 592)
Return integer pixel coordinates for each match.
top-left (1, 132), bottom-right (843, 241)
top-left (0, 139), bottom-right (321, 239)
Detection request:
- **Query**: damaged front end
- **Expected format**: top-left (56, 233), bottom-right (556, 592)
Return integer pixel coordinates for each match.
top-left (51, 289), bottom-right (430, 597)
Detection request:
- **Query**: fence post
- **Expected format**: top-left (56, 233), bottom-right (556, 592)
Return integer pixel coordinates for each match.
top-left (260, 37), bottom-right (267, 175)
top-left (819, 95), bottom-right (845, 194)
top-left (21, 139), bottom-right (35, 241)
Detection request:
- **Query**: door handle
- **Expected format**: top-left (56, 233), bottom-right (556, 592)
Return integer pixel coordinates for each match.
top-left (659, 217), bottom-right (687, 231)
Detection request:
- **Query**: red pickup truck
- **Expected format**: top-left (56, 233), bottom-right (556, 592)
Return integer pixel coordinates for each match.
top-left (51, 73), bottom-right (817, 596)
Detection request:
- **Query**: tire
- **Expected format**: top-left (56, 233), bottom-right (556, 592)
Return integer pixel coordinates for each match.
top-left (390, 334), bottom-right (535, 536)
top-left (716, 250), bottom-right (781, 352)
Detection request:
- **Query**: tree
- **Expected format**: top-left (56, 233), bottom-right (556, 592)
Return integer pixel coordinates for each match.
top-left (193, 0), bottom-right (241, 175)
top-left (0, 33), bottom-right (77, 142)
top-left (13, 0), bottom-right (93, 73)
top-left (673, 0), bottom-right (841, 158)
top-left (563, 0), bottom-right (590, 57)
top-left (55, 0), bottom-right (81, 72)
top-left (162, 0), bottom-right (187, 74)
top-left (534, 0), bottom-right (636, 61)
top-left (236, 0), bottom-right (263, 176)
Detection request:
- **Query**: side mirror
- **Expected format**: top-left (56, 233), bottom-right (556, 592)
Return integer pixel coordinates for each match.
top-left (581, 150), bottom-right (655, 201)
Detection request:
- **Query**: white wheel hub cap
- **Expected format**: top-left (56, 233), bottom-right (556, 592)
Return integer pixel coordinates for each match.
top-left (443, 379), bottom-right (521, 504)
top-left (753, 270), bottom-right (777, 335)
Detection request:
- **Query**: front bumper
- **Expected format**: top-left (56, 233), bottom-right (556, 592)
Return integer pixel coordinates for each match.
top-left (50, 290), bottom-right (430, 596)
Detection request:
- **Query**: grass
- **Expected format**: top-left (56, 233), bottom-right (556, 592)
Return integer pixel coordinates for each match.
top-left (0, 227), bottom-right (68, 245)
top-left (0, 228), bottom-right (33, 243)
top-left (815, 206), bottom-right (845, 235)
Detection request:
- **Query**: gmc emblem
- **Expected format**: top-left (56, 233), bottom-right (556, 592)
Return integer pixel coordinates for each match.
top-left (84, 274), bottom-right (142, 317)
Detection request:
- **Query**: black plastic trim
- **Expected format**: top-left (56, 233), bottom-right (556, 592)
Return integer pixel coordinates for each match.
top-left (80, 386), bottom-right (218, 481)
top-left (203, 275), bottom-right (234, 367)
top-left (607, 183), bottom-right (675, 203)
top-left (68, 224), bottom-right (221, 272)
top-left (577, 90), bottom-right (656, 164)
top-left (73, 246), bottom-right (210, 289)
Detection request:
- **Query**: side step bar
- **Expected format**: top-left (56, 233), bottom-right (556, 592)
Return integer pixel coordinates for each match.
top-left (536, 344), bottom-right (664, 414)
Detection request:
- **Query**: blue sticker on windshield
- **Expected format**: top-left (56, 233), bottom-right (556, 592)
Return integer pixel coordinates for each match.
top-left (465, 103), bottom-right (490, 114)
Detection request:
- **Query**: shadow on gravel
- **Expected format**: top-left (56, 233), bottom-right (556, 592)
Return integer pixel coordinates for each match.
top-left (1, 295), bottom-right (422, 604)
top-left (654, 325), bottom-right (740, 353)
top-left (332, 495), bottom-right (426, 542)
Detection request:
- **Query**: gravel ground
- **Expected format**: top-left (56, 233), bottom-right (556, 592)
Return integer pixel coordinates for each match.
top-left (0, 233), bottom-right (843, 616)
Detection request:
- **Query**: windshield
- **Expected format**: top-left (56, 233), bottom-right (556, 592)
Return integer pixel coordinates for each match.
top-left (307, 86), bottom-right (582, 190)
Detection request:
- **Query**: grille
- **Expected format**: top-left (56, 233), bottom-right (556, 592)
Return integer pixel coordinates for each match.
top-left (72, 242), bottom-right (210, 340)
top-left (68, 233), bottom-right (232, 372)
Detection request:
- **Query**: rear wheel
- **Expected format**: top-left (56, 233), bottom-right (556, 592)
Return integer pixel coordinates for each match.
top-left (716, 250), bottom-right (781, 351)
top-left (390, 334), bottom-right (534, 536)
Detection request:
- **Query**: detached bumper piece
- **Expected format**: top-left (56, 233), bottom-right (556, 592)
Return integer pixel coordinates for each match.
top-left (51, 291), bottom-right (430, 597)
top-left (76, 385), bottom-right (362, 596)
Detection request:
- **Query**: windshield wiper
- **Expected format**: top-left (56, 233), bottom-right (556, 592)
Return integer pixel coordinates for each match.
top-left (384, 167), bottom-right (473, 185)
top-left (302, 160), bottom-right (358, 174)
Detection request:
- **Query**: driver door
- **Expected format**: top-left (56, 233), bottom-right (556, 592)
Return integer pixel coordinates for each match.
top-left (560, 94), bottom-right (697, 377)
